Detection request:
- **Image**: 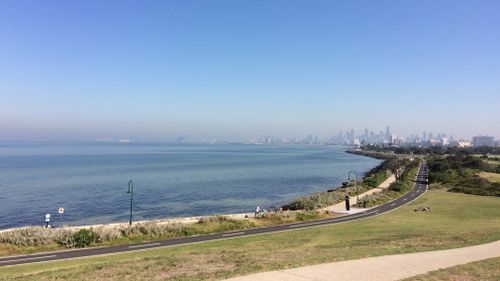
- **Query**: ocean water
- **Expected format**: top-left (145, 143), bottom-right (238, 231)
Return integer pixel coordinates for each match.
top-left (0, 143), bottom-right (381, 229)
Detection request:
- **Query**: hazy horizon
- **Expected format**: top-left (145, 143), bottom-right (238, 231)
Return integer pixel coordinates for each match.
top-left (1, 1), bottom-right (499, 141)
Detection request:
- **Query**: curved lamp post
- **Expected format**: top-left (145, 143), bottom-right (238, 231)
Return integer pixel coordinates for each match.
top-left (127, 179), bottom-right (134, 226)
top-left (348, 171), bottom-right (359, 203)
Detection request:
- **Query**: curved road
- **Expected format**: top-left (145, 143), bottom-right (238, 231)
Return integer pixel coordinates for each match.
top-left (0, 162), bottom-right (428, 267)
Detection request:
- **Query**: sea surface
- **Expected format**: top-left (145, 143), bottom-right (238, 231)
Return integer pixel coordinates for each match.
top-left (0, 143), bottom-right (381, 229)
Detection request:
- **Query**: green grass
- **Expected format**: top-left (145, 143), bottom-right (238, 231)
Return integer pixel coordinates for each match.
top-left (403, 256), bottom-right (500, 281)
top-left (1, 190), bottom-right (499, 280)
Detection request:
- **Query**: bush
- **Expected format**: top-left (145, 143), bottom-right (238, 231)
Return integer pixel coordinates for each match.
top-left (72, 229), bottom-right (97, 248)
top-left (197, 215), bottom-right (229, 224)
top-left (284, 196), bottom-right (318, 211)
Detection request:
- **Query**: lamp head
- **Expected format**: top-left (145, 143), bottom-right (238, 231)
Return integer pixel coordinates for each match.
top-left (127, 180), bottom-right (133, 193)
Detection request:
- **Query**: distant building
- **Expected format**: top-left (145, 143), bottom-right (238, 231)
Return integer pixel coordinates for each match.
top-left (441, 137), bottom-right (449, 146)
top-left (472, 136), bottom-right (495, 147)
top-left (451, 140), bottom-right (472, 148)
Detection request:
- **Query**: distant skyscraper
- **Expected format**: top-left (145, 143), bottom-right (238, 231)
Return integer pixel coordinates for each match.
top-left (472, 136), bottom-right (495, 147)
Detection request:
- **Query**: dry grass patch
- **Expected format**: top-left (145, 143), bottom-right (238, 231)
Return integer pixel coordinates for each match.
top-left (479, 172), bottom-right (500, 183)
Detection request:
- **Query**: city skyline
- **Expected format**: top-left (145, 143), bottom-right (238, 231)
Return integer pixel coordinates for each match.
top-left (8, 125), bottom-right (492, 147)
top-left (1, 1), bottom-right (500, 141)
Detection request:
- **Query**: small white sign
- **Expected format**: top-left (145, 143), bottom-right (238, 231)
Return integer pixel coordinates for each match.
top-left (58, 208), bottom-right (64, 214)
top-left (45, 213), bottom-right (51, 221)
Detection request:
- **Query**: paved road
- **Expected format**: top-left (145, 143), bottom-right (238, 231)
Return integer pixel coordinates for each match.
top-left (0, 162), bottom-right (428, 267)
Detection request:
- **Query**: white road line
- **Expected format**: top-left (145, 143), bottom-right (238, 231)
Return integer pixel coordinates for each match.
top-left (0, 255), bottom-right (57, 264)
top-left (222, 232), bottom-right (245, 237)
top-left (128, 242), bottom-right (161, 249)
top-left (403, 198), bottom-right (407, 201)
top-left (390, 203), bottom-right (396, 207)
top-left (289, 221), bottom-right (327, 228)
top-left (288, 211), bottom-right (379, 229)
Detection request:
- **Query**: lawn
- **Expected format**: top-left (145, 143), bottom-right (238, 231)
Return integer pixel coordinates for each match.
top-left (479, 171), bottom-right (500, 183)
top-left (1, 190), bottom-right (499, 281)
top-left (404, 256), bottom-right (500, 281)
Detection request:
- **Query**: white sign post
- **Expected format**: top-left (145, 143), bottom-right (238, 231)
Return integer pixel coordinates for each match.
top-left (58, 208), bottom-right (64, 226)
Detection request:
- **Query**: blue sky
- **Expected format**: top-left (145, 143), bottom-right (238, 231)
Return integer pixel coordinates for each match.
top-left (1, 1), bottom-right (499, 141)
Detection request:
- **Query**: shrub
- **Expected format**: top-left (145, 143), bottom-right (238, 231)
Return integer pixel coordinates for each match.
top-left (197, 215), bottom-right (228, 224)
top-left (72, 229), bottom-right (97, 248)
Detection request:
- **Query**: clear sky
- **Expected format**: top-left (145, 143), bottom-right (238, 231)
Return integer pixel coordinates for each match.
top-left (1, 1), bottom-right (499, 141)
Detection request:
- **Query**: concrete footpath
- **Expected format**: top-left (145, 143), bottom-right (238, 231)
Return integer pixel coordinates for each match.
top-left (225, 240), bottom-right (500, 281)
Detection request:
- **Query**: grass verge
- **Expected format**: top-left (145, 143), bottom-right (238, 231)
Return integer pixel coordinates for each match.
top-left (1, 190), bottom-right (499, 280)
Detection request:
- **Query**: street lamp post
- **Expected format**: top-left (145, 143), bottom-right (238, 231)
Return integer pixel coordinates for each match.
top-left (348, 171), bottom-right (359, 203)
top-left (127, 179), bottom-right (134, 226)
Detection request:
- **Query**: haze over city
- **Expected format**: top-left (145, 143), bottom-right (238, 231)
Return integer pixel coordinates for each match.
top-left (1, 1), bottom-right (499, 142)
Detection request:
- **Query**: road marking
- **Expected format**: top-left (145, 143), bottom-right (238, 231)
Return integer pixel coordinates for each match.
top-left (390, 203), bottom-right (396, 207)
top-left (403, 198), bottom-right (407, 201)
top-left (128, 242), bottom-right (161, 249)
top-left (0, 255), bottom-right (57, 264)
top-left (222, 232), bottom-right (245, 237)
top-left (288, 210), bottom-right (380, 229)
top-left (289, 221), bottom-right (327, 228)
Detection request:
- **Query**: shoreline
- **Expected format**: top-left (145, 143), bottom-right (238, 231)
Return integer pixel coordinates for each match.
top-left (0, 149), bottom-right (387, 233)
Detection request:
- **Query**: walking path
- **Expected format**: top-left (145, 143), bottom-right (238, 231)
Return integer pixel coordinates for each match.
top-left (226, 240), bottom-right (500, 281)
top-left (322, 174), bottom-right (396, 213)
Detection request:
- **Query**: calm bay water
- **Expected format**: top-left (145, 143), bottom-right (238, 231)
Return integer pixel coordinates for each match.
top-left (0, 143), bottom-right (381, 229)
